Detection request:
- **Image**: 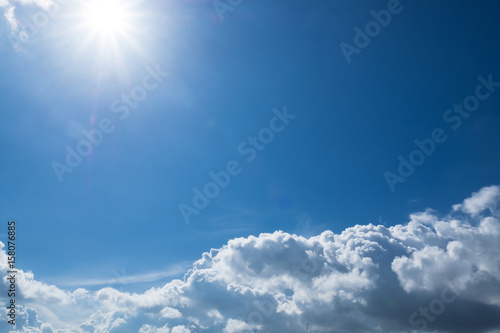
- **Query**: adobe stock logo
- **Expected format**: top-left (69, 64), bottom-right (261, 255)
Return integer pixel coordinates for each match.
top-left (213, 0), bottom-right (243, 22)
top-left (339, 0), bottom-right (410, 64)
top-left (408, 280), bottom-right (461, 331)
top-left (384, 74), bottom-right (499, 192)
top-left (178, 106), bottom-right (296, 224)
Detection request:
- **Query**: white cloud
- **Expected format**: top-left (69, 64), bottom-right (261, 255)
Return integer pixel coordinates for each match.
top-left (139, 324), bottom-right (171, 333)
top-left (171, 326), bottom-right (191, 333)
top-left (1, 185), bottom-right (500, 332)
top-left (4, 5), bottom-right (17, 31)
top-left (0, 0), bottom-right (64, 51)
top-left (223, 319), bottom-right (252, 333)
top-left (160, 307), bottom-right (182, 319)
top-left (453, 185), bottom-right (500, 216)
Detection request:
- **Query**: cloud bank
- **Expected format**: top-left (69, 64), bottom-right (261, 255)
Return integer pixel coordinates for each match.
top-left (2, 185), bottom-right (500, 332)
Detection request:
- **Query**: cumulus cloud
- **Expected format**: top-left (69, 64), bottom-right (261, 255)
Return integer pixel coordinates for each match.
top-left (2, 185), bottom-right (500, 332)
top-left (453, 185), bottom-right (500, 216)
top-left (223, 319), bottom-right (252, 333)
top-left (171, 326), bottom-right (191, 333)
top-left (160, 307), bottom-right (182, 319)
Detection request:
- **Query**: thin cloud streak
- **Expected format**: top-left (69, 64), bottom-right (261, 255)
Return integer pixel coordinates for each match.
top-left (46, 264), bottom-right (191, 287)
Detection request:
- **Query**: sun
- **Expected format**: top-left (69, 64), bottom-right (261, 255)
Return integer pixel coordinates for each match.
top-left (71, 0), bottom-right (148, 76)
top-left (80, 0), bottom-right (131, 38)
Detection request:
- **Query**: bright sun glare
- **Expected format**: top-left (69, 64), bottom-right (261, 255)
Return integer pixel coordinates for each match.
top-left (81, 0), bottom-right (130, 37)
top-left (75, 0), bottom-right (145, 71)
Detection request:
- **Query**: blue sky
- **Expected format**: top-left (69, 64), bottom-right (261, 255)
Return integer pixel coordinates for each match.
top-left (1, 0), bottom-right (500, 332)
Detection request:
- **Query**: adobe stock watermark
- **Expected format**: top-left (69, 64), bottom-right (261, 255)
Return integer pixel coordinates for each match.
top-left (213, 0), bottom-right (243, 22)
top-left (8, 0), bottom-right (69, 48)
top-left (408, 280), bottom-right (461, 331)
top-left (384, 74), bottom-right (500, 192)
top-left (339, 0), bottom-right (410, 64)
top-left (290, 256), bottom-right (321, 282)
top-left (51, 65), bottom-right (168, 182)
top-left (178, 106), bottom-right (296, 224)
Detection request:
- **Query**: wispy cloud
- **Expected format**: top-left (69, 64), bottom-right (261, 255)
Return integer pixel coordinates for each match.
top-left (3, 5), bottom-right (17, 31)
top-left (1, 0), bottom-right (62, 51)
top-left (47, 264), bottom-right (191, 287)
